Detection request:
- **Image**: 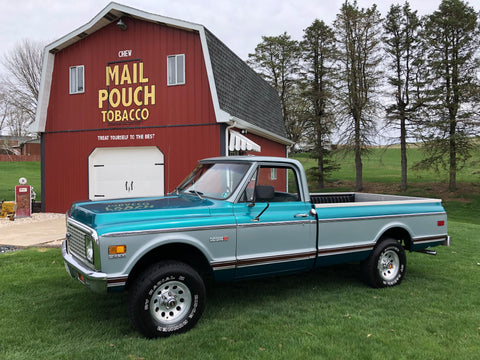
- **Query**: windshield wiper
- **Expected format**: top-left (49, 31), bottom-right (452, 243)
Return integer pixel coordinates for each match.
top-left (188, 190), bottom-right (204, 200)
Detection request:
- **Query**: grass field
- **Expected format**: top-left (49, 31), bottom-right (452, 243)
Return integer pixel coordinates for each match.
top-left (0, 149), bottom-right (479, 359)
top-left (0, 162), bottom-right (40, 201)
top-left (0, 222), bottom-right (479, 359)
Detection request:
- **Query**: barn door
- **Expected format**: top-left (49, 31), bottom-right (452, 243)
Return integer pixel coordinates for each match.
top-left (89, 146), bottom-right (164, 200)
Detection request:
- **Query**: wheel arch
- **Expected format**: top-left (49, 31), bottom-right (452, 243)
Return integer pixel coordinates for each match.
top-left (377, 226), bottom-right (413, 250)
top-left (125, 242), bottom-right (213, 290)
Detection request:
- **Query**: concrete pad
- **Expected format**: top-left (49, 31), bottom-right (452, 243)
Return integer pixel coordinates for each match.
top-left (0, 213), bottom-right (66, 248)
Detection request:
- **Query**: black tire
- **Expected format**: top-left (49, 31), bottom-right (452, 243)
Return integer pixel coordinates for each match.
top-left (128, 261), bottom-right (206, 338)
top-left (362, 238), bottom-right (406, 288)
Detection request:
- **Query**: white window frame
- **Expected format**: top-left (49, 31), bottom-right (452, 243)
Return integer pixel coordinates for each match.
top-left (167, 54), bottom-right (185, 86)
top-left (270, 167), bottom-right (277, 180)
top-left (69, 65), bottom-right (85, 94)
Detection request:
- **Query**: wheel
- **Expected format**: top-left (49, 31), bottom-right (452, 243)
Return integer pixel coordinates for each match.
top-left (362, 238), bottom-right (406, 288)
top-left (128, 261), bottom-right (206, 338)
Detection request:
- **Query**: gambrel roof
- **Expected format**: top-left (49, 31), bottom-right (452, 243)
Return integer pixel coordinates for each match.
top-left (33, 2), bottom-right (289, 144)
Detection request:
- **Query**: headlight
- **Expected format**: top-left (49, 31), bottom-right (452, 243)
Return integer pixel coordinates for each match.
top-left (85, 235), bottom-right (94, 263)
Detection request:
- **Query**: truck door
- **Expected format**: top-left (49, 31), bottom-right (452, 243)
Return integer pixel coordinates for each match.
top-left (233, 164), bottom-right (317, 279)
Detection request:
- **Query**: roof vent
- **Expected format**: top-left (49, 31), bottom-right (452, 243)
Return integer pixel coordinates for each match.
top-left (103, 12), bottom-right (117, 21)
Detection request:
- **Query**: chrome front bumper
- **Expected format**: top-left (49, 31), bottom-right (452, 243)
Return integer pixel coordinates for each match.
top-left (62, 241), bottom-right (108, 293)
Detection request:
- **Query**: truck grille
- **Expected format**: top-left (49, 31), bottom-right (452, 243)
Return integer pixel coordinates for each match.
top-left (66, 222), bottom-right (87, 261)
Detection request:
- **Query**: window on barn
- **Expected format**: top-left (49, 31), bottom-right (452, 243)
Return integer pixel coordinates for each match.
top-left (69, 65), bottom-right (85, 94)
top-left (167, 54), bottom-right (185, 86)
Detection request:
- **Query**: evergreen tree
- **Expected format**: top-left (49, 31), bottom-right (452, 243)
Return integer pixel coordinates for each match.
top-left (333, 1), bottom-right (383, 191)
top-left (416, 0), bottom-right (480, 191)
top-left (383, 2), bottom-right (421, 191)
top-left (300, 19), bottom-right (338, 189)
top-left (247, 33), bottom-right (302, 147)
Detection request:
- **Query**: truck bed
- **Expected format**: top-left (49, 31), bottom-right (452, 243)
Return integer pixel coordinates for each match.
top-left (310, 192), bottom-right (441, 206)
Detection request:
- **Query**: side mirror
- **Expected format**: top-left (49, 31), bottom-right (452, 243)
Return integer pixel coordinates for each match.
top-left (254, 185), bottom-right (274, 201)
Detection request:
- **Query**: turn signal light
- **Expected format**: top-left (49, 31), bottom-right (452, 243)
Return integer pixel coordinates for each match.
top-left (437, 220), bottom-right (445, 227)
top-left (109, 245), bottom-right (127, 255)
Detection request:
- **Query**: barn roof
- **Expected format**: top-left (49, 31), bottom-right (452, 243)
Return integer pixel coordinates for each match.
top-left (33, 2), bottom-right (290, 145)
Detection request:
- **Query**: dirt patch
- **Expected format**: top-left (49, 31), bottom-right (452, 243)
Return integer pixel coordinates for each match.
top-left (0, 213), bottom-right (65, 229)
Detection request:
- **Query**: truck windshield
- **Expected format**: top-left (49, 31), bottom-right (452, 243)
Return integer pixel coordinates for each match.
top-left (177, 162), bottom-right (250, 200)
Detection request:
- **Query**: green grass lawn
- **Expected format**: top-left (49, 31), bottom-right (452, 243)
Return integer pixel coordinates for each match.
top-left (0, 162), bottom-right (41, 201)
top-left (0, 221), bottom-right (479, 359)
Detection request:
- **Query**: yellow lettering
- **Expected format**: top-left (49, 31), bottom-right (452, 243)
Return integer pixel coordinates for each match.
top-left (101, 110), bottom-right (107, 122)
top-left (144, 85), bottom-right (155, 106)
top-left (133, 87), bottom-right (143, 106)
top-left (109, 88), bottom-right (121, 108)
top-left (115, 110), bottom-right (122, 122)
top-left (106, 65), bottom-right (119, 86)
top-left (100, 62), bottom-right (154, 123)
top-left (132, 63), bottom-right (138, 84)
top-left (120, 64), bottom-right (131, 85)
top-left (139, 62), bottom-right (148, 83)
top-left (98, 90), bottom-right (108, 108)
top-left (122, 87), bottom-right (133, 107)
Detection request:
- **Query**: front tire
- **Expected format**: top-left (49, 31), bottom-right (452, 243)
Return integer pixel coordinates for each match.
top-left (362, 238), bottom-right (406, 288)
top-left (128, 261), bottom-right (206, 338)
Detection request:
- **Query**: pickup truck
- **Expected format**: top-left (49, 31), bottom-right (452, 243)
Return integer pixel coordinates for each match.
top-left (63, 156), bottom-right (449, 338)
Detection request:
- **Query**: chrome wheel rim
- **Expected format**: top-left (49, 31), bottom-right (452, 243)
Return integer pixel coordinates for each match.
top-left (377, 249), bottom-right (400, 281)
top-left (150, 280), bottom-right (192, 325)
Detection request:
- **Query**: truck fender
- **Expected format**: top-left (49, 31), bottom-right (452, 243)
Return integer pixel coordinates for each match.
top-left (123, 234), bottom-right (216, 289)
top-left (374, 222), bottom-right (413, 249)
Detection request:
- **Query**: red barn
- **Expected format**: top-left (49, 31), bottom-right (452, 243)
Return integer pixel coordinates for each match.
top-left (32, 2), bottom-right (290, 213)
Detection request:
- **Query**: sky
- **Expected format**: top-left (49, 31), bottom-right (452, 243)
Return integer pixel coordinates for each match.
top-left (1, 0), bottom-right (476, 68)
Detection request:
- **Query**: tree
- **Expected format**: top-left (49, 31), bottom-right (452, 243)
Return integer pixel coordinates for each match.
top-left (416, 0), bottom-right (480, 191)
top-left (0, 81), bottom-right (8, 134)
top-left (334, 1), bottom-right (383, 191)
top-left (1, 39), bottom-right (43, 135)
top-left (300, 19), bottom-right (338, 189)
top-left (383, 2), bottom-right (421, 191)
top-left (247, 33), bottom-right (302, 147)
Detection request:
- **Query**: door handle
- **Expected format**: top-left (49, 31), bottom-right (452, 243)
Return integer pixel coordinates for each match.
top-left (294, 213), bottom-right (308, 218)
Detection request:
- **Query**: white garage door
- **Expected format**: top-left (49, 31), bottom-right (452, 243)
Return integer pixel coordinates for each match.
top-left (89, 146), bottom-right (165, 200)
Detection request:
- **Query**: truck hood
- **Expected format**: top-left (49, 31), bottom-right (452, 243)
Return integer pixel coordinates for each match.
top-left (68, 195), bottom-right (228, 236)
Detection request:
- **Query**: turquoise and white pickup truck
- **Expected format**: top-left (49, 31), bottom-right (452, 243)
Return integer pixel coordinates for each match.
top-left (63, 156), bottom-right (449, 338)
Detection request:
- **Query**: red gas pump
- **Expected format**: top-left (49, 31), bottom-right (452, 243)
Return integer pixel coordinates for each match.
top-left (15, 177), bottom-right (32, 218)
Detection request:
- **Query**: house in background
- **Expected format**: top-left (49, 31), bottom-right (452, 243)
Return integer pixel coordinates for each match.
top-left (31, 2), bottom-right (290, 213)
top-left (0, 136), bottom-right (40, 161)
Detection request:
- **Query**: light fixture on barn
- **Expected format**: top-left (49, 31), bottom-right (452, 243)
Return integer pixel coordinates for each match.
top-left (116, 19), bottom-right (127, 31)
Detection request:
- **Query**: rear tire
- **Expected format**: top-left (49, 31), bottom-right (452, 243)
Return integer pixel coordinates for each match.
top-left (362, 238), bottom-right (406, 288)
top-left (128, 261), bottom-right (206, 338)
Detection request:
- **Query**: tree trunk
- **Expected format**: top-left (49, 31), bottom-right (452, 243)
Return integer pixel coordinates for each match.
top-left (354, 114), bottom-right (363, 191)
top-left (355, 149), bottom-right (363, 191)
top-left (400, 108), bottom-right (407, 192)
top-left (449, 121), bottom-right (456, 191)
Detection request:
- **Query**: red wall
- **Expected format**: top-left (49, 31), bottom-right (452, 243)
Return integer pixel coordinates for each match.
top-left (46, 19), bottom-right (215, 133)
